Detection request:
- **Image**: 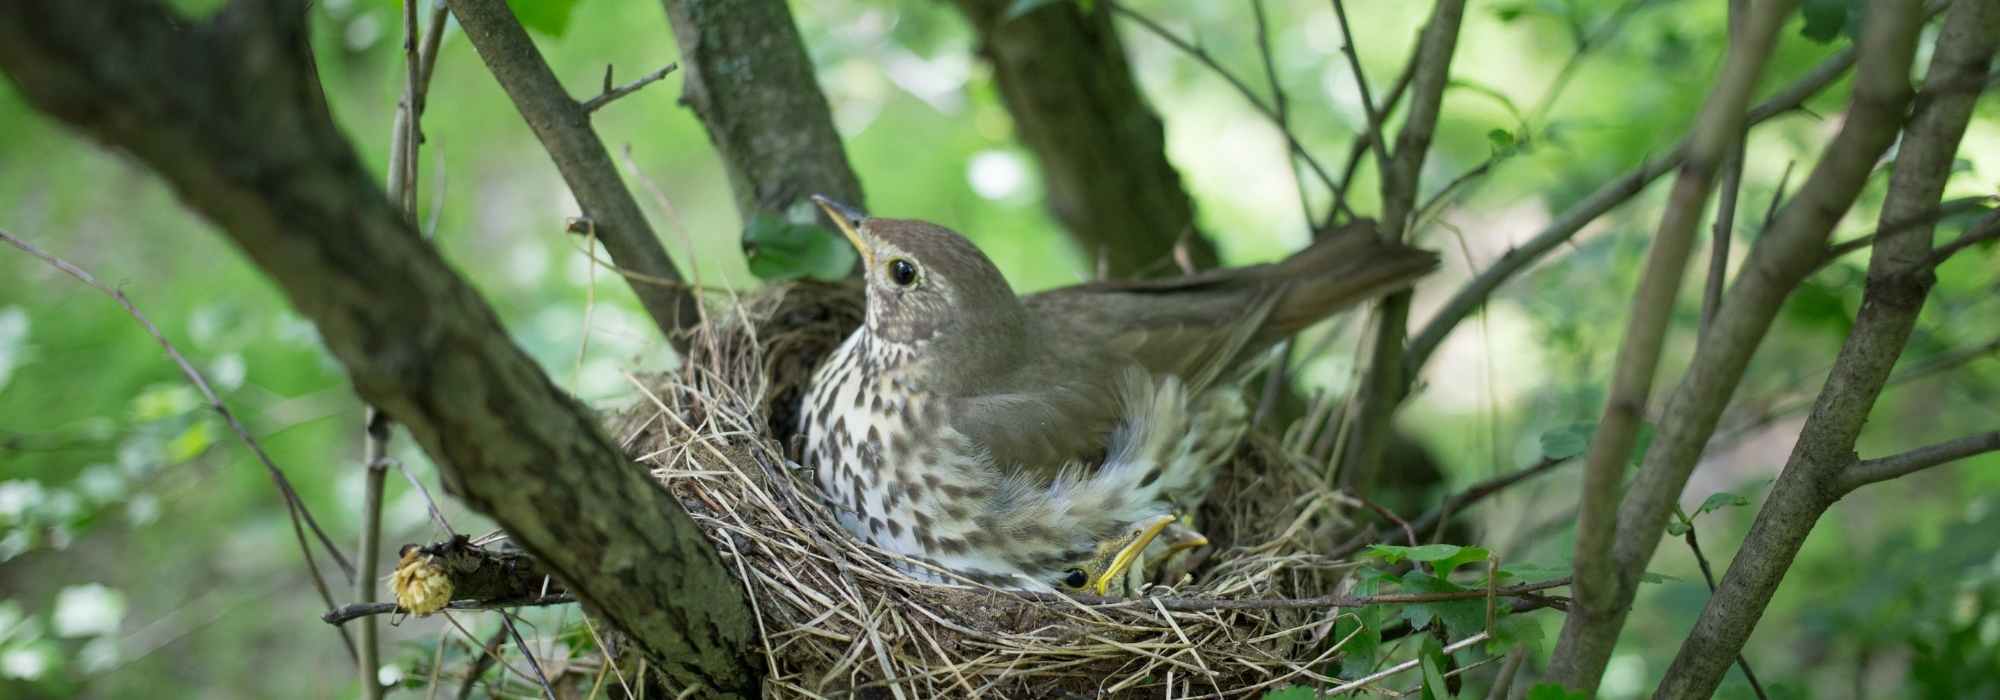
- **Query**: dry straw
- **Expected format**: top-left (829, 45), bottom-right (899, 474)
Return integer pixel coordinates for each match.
top-left (611, 282), bottom-right (1455, 698)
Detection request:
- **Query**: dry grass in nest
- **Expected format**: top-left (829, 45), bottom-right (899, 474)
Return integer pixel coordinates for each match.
top-left (608, 282), bottom-right (1430, 698)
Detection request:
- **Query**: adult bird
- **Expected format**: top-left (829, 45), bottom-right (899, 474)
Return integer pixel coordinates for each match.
top-left (800, 196), bottom-right (1437, 594)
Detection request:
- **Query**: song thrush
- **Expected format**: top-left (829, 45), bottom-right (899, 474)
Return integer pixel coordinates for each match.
top-left (800, 196), bottom-right (1437, 594)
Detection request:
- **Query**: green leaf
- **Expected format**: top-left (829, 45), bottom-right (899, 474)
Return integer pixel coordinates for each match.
top-left (166, 420), bottom-right (217, 463)
top-left (1799, 0), bottom-right (1847, 43)
top-left (508, 0), bottom-right (583, 37)
top-left (1420, 644), bottom-right (1452, 700)
top-left (1333, 613), bottom-right (1381, 677)
top-left (1527, 683), bottom-right (1590, 700)
top-left (1539, 422), bottom-right (1594, 460)
top-left (1666, 518), bottom-right (1690, 537)
top-left (1004, 0), bottom-right (1072, 21)
top-left (1487, 128), bottom-right (1518, 157)
top-left (1436, 546), bottom-right (1492, 578)
top-left (1366, 543), bottom-right (1465, 565)
top-left (1695, 491), bottom-right (1751, 518)
top-left (1491, 3), bottom-right (1528, 22)
top-left (742, 214), bottom-right (856, 282)
top-left (1490, 614), bottom-right (1547, 655)
top-left (1399, 571), bottom-right (1485, 638)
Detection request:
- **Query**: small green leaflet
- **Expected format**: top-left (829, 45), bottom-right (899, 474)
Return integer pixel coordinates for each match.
top-left (1799, 0), bottom-right (1857, 44)
top-left (1696, 491), bottom-right (1750, 517)
top-left (1539, 422), bottom-right (1593, 460)
top-left (742, 214), bottom-right (856, 282)
top-left (1365, 544), bottom-right (1490, 577)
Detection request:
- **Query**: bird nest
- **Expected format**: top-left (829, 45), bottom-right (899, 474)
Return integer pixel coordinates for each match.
top-left (608, 281), bottom-right (1410, 698)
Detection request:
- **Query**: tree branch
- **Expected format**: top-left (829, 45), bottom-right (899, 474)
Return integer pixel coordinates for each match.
top-left (1651, 0), bottom-right (1990, 693)
top-left (956, 0), bottom-right (1218, 275)
top-left (444, 0), bottom-right (699, 343)
top-left (661, 0), bottom-right (865, 240)
top-left (0, 227), bottom-right (358, 661)
top-left (1544, 1), bottom-right (1803, 689)
top-left (0, 1), bottom-right (759, 693)
top-left (1840, 431), bottom-right (2000, 493)
top-left (1407, 44), bottom-right (1859, 373)
top-left (580, 62), bottom-right (679, 114)
top-left (1337, 0), bottom-right (1465, 497)
top-left (1547, 0), bottom-right (1931, 692)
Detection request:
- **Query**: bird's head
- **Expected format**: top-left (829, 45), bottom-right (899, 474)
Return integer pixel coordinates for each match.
top-left (1037, 513), bottom-right (1191, 597)
top-left (814, 196), bottom-right (1026, 377)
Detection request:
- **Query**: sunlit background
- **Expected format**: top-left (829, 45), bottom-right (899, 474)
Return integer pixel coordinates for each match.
top-left (3, 0), bottom-right (1998, 697)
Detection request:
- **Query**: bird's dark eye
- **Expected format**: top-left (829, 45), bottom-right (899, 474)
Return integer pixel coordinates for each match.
top-left (1062, 568), bottom-right (1088, 589)
top-left (887, 258), bottom-right (918, 287)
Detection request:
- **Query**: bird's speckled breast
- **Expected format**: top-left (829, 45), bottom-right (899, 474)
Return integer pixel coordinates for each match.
top-left (800, 330), bottom-right (1027, 583)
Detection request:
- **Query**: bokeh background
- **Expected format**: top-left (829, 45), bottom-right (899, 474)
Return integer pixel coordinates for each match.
top-left (2, 0), bottom-right (1997, 697)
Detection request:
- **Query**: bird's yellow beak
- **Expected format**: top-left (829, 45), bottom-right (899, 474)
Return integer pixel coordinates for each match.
top-left (812, 194), bottom-right (873, 269)
top-left (1093, 514), bottom-right (1178, 596)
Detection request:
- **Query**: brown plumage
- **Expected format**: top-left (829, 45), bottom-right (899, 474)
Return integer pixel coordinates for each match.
top-left (800, 197), bottom-right (1437, 593)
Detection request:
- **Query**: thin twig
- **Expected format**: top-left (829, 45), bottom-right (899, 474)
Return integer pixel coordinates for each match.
top-left (1821, 196), bottom-right (1996, 263)
top-left (581, 62), bottom-right (680, 114)
top-left (1920, 207), bottom-right (2000, 268)
top-left (501, 613), bottom-right (560, 700)
top-left (1838, 431), bottom-right (2000, 494)
top-left (1407, 46), bottom-right (1859, 373)
top-left (456, 626), bottom-right (510, 700)
top-left (1329, 0), bottom-right (1389, 173)
top-left (357, 409), bottom-right (393, 700)
top-left (1250, 0), bottom-right (1314, 228)
top-left (0, 229), bottom-right (357, 658)
top-left (1680, 518), bottom-right (1771, 700)
top-left (321, 594), bottom-right (578, 626)
top-left (1106, 1), bottom-right (1339, 196)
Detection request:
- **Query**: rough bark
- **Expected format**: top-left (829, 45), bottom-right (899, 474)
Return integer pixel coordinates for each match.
top-left (1655, 2), bottom-right (1999, 695)
top-left (0, 1), bottom-right (759, 694)
top-left (1547, 0), bottom-right (1924, 691)
top-left (953, 0), bottom-right (1218, 276)
top-left (661, 0), bottom-right (866, 234)
top-left (1338, 0), bottom-right (1465, 495)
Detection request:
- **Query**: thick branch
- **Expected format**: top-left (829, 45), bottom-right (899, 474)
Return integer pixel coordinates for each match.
top-left (1655, 3), bottom-right (1996, 692)
top-left (661, 0), bottom-right (865, 237)
top-left (1337, 0), bottom-right (1465, 496)
top-left (1549, 1), bottom-right (1929, 693)
top-left (957, 0), bottom-right (1218, 276)
top-left (444, 0), bottom-right (699, 342)
top-left (1543, 1), bottom-right (1804, 690)
top-left (0, 2), bottom-right (758, 694)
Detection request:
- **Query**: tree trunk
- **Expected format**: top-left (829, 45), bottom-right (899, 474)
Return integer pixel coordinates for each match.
top-left (952, 0), bottom-right (1218, 277)
top-left (0, 1), bottom-right (760, 694)
top-left (662, 0), bottom-right (866, 233)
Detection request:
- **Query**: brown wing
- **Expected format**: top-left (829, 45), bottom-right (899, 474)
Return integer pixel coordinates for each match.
top-left (947, 222), bottom-right (1438, 476)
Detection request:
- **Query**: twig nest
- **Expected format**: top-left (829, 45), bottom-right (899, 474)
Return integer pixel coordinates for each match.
top-left (615, 283), bottom-right (1381, 698)
top-left (392, 545), bottom-right (452, 616)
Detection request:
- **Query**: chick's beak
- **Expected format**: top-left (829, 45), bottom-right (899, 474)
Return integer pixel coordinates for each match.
top-left (812, 194), bottom-right (873, 268)
top-left (1093, 514), bottom-right (1178, 596)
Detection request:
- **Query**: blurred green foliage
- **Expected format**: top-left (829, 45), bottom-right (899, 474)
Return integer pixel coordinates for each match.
top-left (1, 0), bottom-right (1997, 697)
